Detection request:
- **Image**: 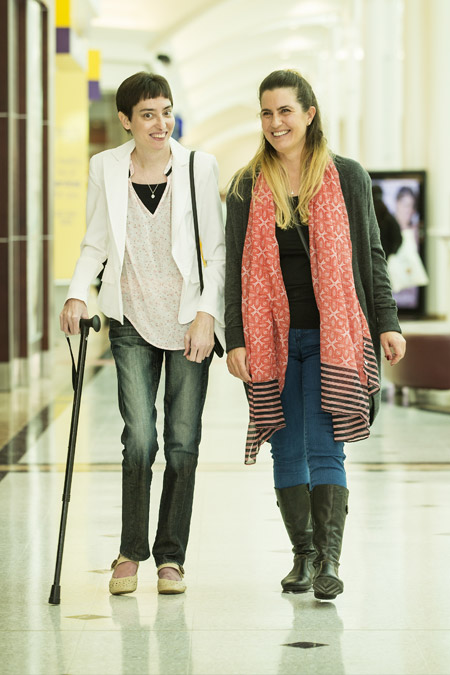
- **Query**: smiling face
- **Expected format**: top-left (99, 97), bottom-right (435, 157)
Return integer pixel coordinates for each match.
top-left (260, 87), bottom-right (315, 158)
top-left (118, 96), bottom-right (175, 152)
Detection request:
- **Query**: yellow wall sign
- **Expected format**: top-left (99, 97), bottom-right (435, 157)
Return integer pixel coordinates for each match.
top-left (53, 62), bottom-right (89, 281)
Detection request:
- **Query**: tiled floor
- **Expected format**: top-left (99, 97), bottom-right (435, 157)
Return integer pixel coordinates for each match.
top-left (1, 324), bottom-right (450, 675)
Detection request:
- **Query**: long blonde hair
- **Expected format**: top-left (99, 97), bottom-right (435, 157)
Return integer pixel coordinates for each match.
top-left (230, 69), bottom-right (330, 228)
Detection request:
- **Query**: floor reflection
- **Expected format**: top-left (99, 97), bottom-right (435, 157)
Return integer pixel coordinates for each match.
top-left (110, 596), bottom-right (151, 673)
top-left (108, 593), bottom-right (192, 674)
top-left (279, 592), bottom-right (345, 674)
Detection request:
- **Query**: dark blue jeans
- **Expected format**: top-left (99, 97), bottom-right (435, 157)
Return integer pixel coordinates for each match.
top-left (269, 329), bottom-right (346, 490)
top-left (109, 318), bottom-right (211, 567)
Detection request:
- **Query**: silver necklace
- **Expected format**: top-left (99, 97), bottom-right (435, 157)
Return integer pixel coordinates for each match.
top-left (146, 166), bottom-right (171, 199)
top-left (147, 182), bottom-right (159, 199)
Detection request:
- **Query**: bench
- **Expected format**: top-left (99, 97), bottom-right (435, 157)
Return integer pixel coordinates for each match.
top-left (383, 334), bottom-right (450, 400)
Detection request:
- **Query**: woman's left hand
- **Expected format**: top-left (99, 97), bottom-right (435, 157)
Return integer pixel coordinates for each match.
top-left (380, 331), bottom-right (406, 366)
top-left (184, 312), bottom-right (215, 362)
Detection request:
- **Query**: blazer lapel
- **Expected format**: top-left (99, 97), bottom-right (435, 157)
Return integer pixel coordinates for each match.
top-left (170, 138), bottom-right (190, 242)
top-left (101, 138), bottom-right (192, 276)
top-left (104, 139), bottom-right (135, 260)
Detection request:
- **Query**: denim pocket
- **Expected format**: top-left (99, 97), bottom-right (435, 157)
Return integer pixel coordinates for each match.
top-left (109, 316), bottom-right (141, 342)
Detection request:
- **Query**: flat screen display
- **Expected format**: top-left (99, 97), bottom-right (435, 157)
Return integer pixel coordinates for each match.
top-left (369, 170), bottom-right (427, 316)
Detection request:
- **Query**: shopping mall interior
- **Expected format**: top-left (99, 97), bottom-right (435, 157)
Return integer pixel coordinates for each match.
top-left (1, 1), bottom-right (450, 673)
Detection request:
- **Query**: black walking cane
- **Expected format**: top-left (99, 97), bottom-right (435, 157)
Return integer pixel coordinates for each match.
top-left (49, 315), bottom-right (101, 605)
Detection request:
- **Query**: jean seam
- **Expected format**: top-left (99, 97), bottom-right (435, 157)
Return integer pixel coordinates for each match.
top-left (153, 350), bottom-right (211, 565)
top-left (112, 327), bottom-right (163, 561)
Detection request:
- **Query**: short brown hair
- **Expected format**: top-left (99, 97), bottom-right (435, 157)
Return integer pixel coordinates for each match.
top-left (116, 72), bottom-right (173, 120)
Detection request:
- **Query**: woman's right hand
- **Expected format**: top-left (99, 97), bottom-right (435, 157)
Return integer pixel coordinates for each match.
top-left (60, 299), bottom-right (89, 335)
top-left (226, 347), bottom-right (251, 382)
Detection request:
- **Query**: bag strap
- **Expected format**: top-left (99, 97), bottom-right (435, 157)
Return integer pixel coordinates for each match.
top-left (189, 151), bottom-right (204, 294)
top-left (295, 223), bottom-right (310, 260)
top-left (293, 210), bottom-right (310, 260)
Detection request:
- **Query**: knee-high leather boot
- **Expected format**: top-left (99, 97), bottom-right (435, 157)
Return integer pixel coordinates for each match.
top-left (275, 484), bottom-right (316, 592)
top-left (311, 484), bottom-right (349, 600)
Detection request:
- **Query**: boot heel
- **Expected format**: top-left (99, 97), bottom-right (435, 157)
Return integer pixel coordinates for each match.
top-left (314, 579), bottom-right (344, 600)
top-left (281, 553), bottom-right (315, 592)
top-left (311, 485), bottom-right (348, 601)
top-left (313, 561), bottom-right (344, 600)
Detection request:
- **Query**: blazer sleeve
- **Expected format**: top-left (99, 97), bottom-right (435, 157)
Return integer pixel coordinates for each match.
top-left (66, 154), bottom-right (110, 304)
top-left (195, 153), bottom-right (226, 326)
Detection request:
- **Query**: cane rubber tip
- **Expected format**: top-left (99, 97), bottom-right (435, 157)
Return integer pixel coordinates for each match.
top-left (48, 585), bottom-right (61, 605)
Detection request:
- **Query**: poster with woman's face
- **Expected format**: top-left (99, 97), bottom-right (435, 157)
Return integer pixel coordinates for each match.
top-left (371, 176), bottom-right (426, 312)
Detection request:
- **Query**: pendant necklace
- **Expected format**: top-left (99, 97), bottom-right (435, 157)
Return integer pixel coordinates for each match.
top-left (147, 183), bottom-right (159, 199)
top-left (147, 167), bottom-right (172, 199)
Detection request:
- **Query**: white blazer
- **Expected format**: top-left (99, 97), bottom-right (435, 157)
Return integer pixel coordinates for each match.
top-left (67, 137), bottom-right (226, 346)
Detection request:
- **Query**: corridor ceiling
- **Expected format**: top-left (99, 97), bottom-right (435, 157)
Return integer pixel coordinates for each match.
top-left (87, 0), bottom-right (355, 182)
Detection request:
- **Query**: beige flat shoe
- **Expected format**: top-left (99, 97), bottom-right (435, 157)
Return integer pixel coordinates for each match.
top-left (109, 554), bottom-right (139, 595)
top-left (157, 562), bottom-right (186, 595)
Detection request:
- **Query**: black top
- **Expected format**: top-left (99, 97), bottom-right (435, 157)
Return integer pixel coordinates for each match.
top-left (131, 166), bottom-right (172, 214)
top-left (132, 182), bottom-right (166, 214)
top-left (276, 199), bottom-right (320, 328)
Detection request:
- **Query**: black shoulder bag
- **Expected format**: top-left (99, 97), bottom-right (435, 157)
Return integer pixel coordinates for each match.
top-left (189, 151), bottom-right (224, 357)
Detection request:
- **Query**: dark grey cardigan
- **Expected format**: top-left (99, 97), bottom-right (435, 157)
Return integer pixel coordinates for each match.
top-left (224, 155), bottom-right (401, 424)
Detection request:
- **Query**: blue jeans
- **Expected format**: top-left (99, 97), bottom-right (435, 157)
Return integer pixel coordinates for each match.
top-left (269, 329), bottom-right (346, 490)
top-left (109, 318), bottom-right (211, 566)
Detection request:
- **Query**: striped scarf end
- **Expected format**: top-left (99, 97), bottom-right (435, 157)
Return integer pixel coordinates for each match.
top-left (247, 378), bottom-right (285, 435)
top-left (331, 408), bottom-right (373, 442)
top-left (244, 420), bottom-right (285, 465)
top-left (244, 439), bottom-right (262, 466)
top-left (248, 412), bottom-right (285, 425)
top-left (333, 416), bottom-right (370, 442)
top-left (244, 455), bottom-right (257, 466)
top-left (322, 394), bottom-right (369, 414)
top-left (363, 338), bottom-right (380, 390)
top-left (335, 428), bottom-right (370, 443)
top-left (333, 414), bottom-right (369, 428)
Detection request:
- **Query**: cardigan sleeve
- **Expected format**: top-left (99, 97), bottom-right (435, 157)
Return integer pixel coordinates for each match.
top-left (334, 154), bottom-right (402, 338)
top-left (224, 178), bottom-right (251, 351)
top-left (364, 171), bottom-right (402, 334)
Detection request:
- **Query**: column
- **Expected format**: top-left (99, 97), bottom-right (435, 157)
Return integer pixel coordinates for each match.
top-left (361, 0), bottom-right (404, 169)
top-left (402, 0), bottom-right (427, 169)
top-left (422, 0), bottom-right (450, 318)
top-left (0, 0), bottom-right (10, 389)
top-left (0, 0), bottom-right (52, 390)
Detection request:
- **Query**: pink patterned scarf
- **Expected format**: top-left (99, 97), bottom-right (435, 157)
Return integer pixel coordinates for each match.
top-left (241, 161), bottom-right (380, 465)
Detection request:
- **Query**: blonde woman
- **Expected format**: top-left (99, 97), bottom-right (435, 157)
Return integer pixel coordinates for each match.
top-left (225, 70), bottom-right (405, 600)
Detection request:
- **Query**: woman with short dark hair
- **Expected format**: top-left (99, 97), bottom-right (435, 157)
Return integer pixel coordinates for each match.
top-left (60, 72), bottom-right (225, 596)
